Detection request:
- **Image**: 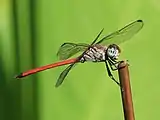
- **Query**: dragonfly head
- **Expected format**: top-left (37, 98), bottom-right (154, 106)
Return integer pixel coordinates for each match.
top-left (106, 44), bottom-right (121, 60)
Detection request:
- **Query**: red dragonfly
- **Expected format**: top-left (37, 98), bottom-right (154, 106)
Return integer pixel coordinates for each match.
top-left (16, 20), bottom-right (143, 87)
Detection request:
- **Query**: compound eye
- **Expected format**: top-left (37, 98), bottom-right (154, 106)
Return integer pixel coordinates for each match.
top-left (115, 50), bottom-right (117, 54)
top-left (107, 48), bottom-right (113, 57)
top-left (109, 49), bottom-right (112, 54)
top-left (111, 48), bottom-right (116, 54)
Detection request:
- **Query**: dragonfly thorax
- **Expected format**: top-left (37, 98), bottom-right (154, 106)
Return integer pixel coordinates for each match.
top-left (106, 44), bottom-right (121, 60)
top-left (80, 45), bottom-right (107, 62)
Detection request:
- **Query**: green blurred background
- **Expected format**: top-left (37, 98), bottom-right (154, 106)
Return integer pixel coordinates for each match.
top-left (0, 0), bottom-right (160, 120)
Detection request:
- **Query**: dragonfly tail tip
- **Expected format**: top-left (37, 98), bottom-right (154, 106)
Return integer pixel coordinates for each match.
top-left (15, 73), bottom-right (23, 79)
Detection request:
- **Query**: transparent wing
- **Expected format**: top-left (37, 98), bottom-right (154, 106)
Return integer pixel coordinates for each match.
top-left (57, 42), bottom-right (89, 60)
top-left (55, 63), bottom-right (76, 87)
top-left (96, 20), bottom-right (144, 45)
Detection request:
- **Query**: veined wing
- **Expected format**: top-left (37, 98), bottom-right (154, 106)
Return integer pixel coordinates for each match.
top-left (55, 63), bottom-right (76, 87)
top-left (96, 20), bottom-right (143, 45)
top-left (57, 42), bottom-right (89, 60)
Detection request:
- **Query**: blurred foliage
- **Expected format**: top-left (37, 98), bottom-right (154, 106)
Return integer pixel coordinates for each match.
top-left (0, 0), bottom-right (160, 120)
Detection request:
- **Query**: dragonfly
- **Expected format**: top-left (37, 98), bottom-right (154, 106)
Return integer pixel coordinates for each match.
top-left (15, 20), bottom-right (143, 87)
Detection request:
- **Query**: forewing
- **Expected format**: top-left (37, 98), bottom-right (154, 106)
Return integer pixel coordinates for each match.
top-left (57, 42), bottom-right (89, 60)
top-left (96, 20), bottom-right (144, 45)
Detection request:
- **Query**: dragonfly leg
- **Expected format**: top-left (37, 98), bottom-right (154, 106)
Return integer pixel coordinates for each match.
top-left (110, 59), bottom-right (129, 70)
top-left (108, 59), bottom-right (121, 71)
top-left (105, 61), bottom-right (120, 86)
top-left (108, 60), bottom-right (118, 71)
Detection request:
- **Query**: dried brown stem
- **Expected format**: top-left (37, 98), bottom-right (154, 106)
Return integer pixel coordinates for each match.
top-left (118, 61), bottom-right (135, 120)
